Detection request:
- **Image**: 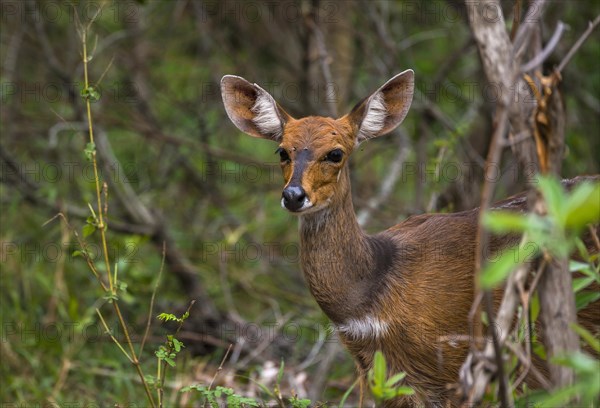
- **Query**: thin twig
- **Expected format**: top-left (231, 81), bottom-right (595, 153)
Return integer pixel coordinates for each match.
top-left (357, 130), bottom-right (410, 226)
top-left (96, 308), bottom-right (133, 363)
top-left (520, 21), bottom-right (567, 73)
top-left (557, 15), bottom-right (600, 73)
top-left (42, 212), bottom-right (108, 292)
top-left (509, 0), bottom-right (523, 41)
top-left (587, 224), bottom-right (600, 252)
top-left (505, 342), bottom-right (552, 390)
top-left (207, 344), bottom-right (234, 391)
top-left (528, 257), bottom-right (548, 296)
top-left (140, 241), bottom-right (167, 356)
top-left (305, 11), bottom-right (338, 118)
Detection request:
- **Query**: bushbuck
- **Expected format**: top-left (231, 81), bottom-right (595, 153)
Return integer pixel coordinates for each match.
top-left (220, 70), bottom-right (599, 407)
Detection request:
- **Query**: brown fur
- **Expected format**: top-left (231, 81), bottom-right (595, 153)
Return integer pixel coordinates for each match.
top-left (301, 170), bottom-right (599, 407)
top-left (220, 73), bottom-right (600, 407)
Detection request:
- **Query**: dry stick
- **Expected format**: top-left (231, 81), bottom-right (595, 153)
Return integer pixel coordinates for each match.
top-left (140, 241), bottom-right (167, 356)
top-left (588, 225), bottom-right (600, 252)
top-left (505, 342), bottom-right (552, 390)
top-left (511, 258), bottom-right (548, 391)
top-left (520, 21), bottom-right (567, 73)
top-left (509, 0), bottom-right (523, 41)
top-left (556, 14), bottom-right (600, 74)
top-left (207, 344), bottom-right (234, 391)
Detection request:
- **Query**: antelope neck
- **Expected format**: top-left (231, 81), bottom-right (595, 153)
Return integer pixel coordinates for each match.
top-left (298, 172), bottom-right (391, 324)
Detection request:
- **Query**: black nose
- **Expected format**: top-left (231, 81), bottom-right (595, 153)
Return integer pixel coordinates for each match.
top-left (282, 185), bottom-right (307, 212)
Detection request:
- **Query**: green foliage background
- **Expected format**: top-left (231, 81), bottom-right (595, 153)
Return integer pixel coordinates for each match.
top-left (1, 0), bottom-right (599, 405)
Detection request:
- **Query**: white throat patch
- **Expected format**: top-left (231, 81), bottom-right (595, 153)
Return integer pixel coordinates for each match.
top-left (336, 315), bottom-right (389, 339)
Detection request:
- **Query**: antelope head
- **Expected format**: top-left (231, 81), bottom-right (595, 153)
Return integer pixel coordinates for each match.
top-left (220, 70), bottom-right (415, 214)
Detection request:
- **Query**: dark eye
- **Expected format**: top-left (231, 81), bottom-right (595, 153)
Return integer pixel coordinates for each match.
top-left (276, 147), bottom-right (290, 163)
top-left (325, 149), bottom-right (343, 163)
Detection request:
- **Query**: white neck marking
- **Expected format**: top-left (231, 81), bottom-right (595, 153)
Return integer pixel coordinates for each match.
top-left (336, 315), bottom-right (389, 339)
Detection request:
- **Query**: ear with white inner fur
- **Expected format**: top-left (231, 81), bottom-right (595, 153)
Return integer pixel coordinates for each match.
top-left (346, 69), bottom-right (414, 144)
top-left (221, 75), bottom-right (292, 141)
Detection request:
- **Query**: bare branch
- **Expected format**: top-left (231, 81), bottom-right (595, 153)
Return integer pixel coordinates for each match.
top-left (305, 11), bottom-right (338, 117)
top-left (557, 14), bottom-right (600, 73)
top-left (207, 344), bottom-right (234, 391)
top-left (357, 130), bottom-right (410, 226)
top-left (521, 21), bottom-right (568, 73)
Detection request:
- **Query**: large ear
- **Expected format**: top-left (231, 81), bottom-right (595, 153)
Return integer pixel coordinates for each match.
top-left (221, 75), bottom-right (293, 141)
top-left (346, 69), bottom-right (414, 144)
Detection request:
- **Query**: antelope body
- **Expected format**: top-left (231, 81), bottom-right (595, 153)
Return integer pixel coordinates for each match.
top-left (220, 71), bottom-right (599, 407)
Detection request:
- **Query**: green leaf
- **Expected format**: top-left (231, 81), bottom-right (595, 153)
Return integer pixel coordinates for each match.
top-left (483, 211), bottom-right (532, 233)
top-left (82, 223), bottom-right (96, 238)
top-left (289, 396), bottom-right (311, 408)
top-left (173, 338), bottom-right (184, 352)
top-left (533, 341), bottom-right (547, 360)
top-left (394, 386), bottom-right (415, 396)
top-left (144, 375), bottom-right (157, 386)
top-left (552, 351), bottom-right (597, 373)
top-left (533, 384), bottom-right (580, 407)
top-left (564, 182), bottom-right (600, 230)
top-left (569, 260), bottom-right (592, 273)
top-left (338, 379), bottom-right (358, 408)
top-left (157, 313), bottom-right (178, 322)
top-left (81, 86), bottom-right (100, 101)
top-left (117, 281), bottom-right (128, 292)
top-left (180, 384), bottom-right (204, 393)
top-left (537, 176), bottom-right (566, 225)
top-left (84, 142), bottom-right (96, 162)
top-left (103, 293), bottom-right (118, 303)
top-left (164, 357), bottom-right (176, 367)
top-left (575, 291), bottom-right (600, 311)
top-left (572, 276), bottom-right (595, 293)
top-left (277, 358), bottom-right (285, 385)
top-left (570, 323), bottom-right (600, 353)
top-left (373, 351), bottom-right (387, 387)
top-left (385, 372), bottom-right (406, 388)
top-left (574, 238), bottom-right (592, 263)
top-left (480, 245), bottom-right (533, 289)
